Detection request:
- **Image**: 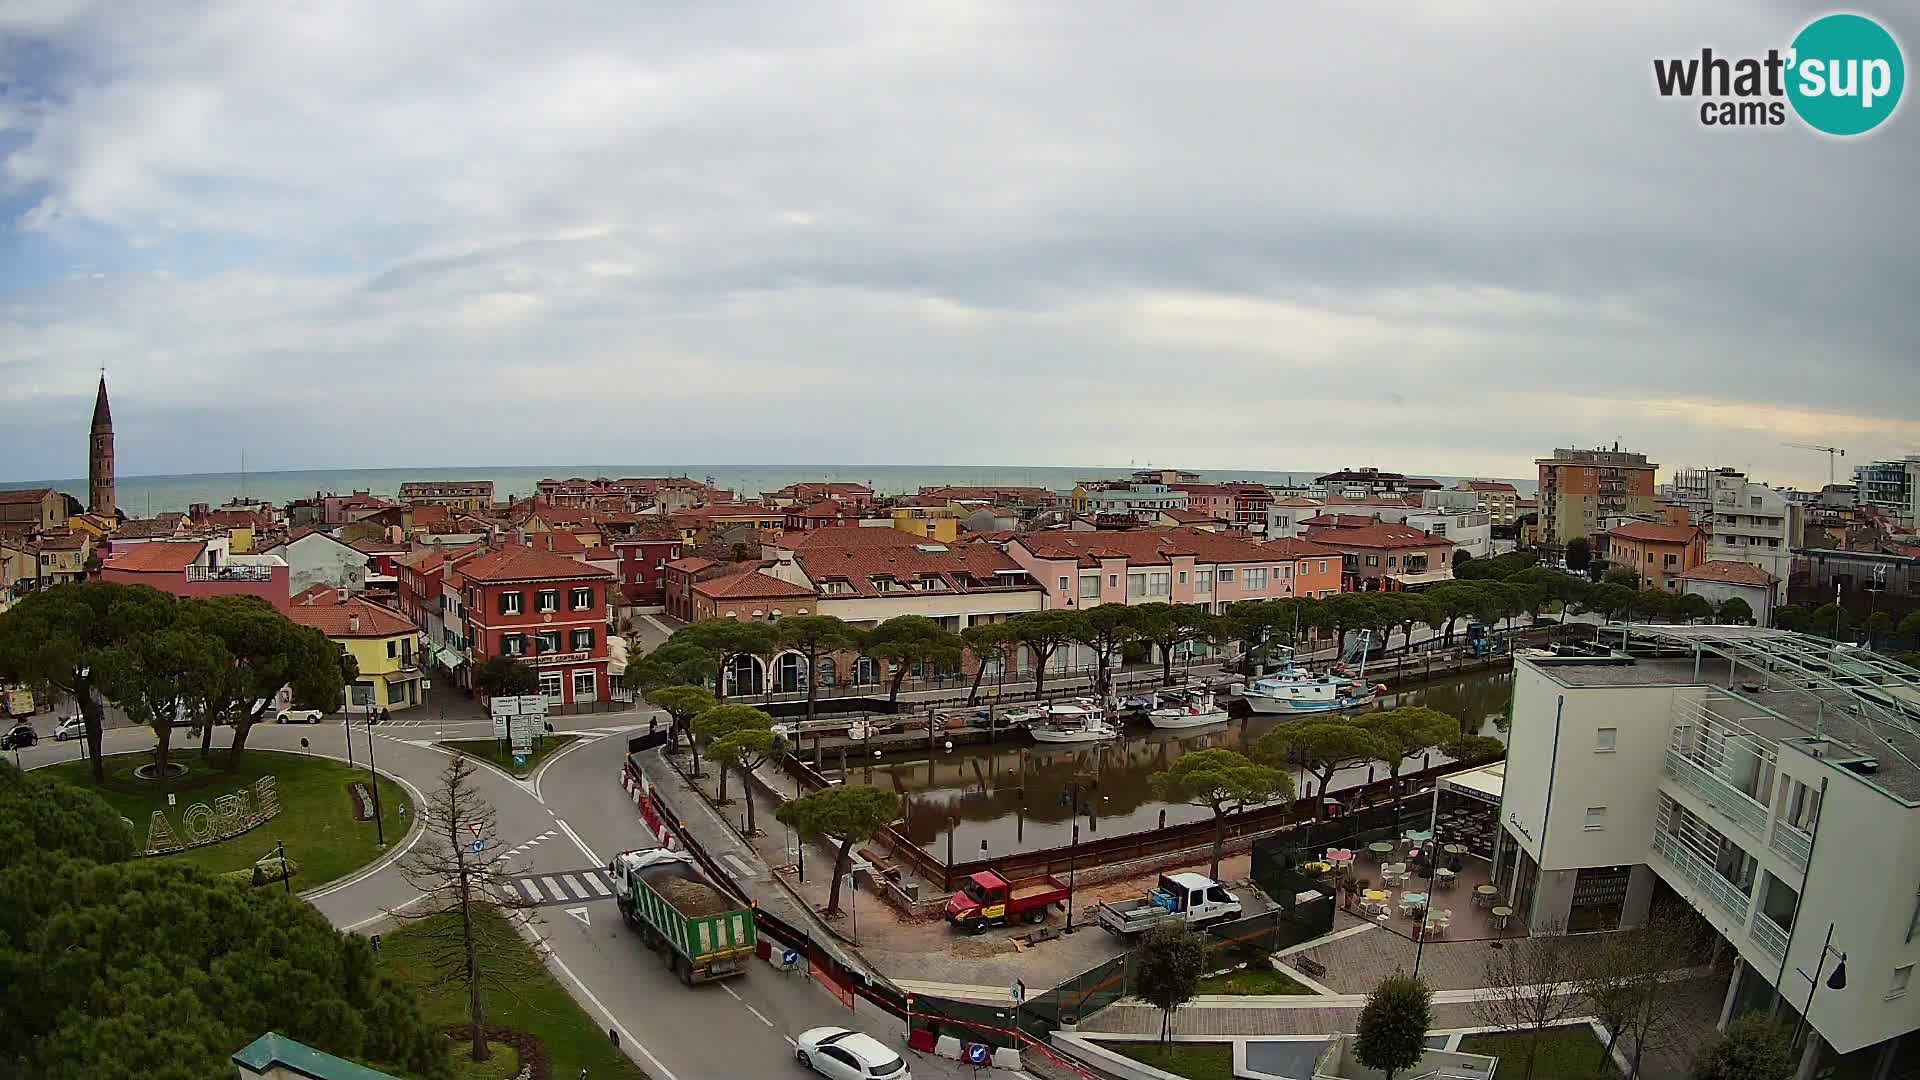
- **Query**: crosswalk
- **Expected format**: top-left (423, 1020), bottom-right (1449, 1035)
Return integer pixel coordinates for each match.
top-left (507, 867), bottom-right (617, 907)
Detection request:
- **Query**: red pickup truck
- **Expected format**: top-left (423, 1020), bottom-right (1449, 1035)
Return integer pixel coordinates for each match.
top-left (945, 869), bottom-right (1072, 934)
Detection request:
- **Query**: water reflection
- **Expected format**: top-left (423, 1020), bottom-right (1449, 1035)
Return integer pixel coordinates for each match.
top-left (850, 668), bottom-right (1513, 859)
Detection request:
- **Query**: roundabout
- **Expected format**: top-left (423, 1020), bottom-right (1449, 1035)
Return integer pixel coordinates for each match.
top-left (36, 748), bottom-right (414, 891)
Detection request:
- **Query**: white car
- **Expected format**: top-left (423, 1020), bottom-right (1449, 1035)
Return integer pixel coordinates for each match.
top-left (53, 715), bottom-right (87, 741)
top-left (795, 1027), bottom-right (910, 1080)
top-left (276, 709), bottom-right (326, 724)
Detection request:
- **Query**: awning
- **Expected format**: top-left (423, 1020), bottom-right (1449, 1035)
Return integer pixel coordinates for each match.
top-left (436, 647), bottom-right (467, 670)
top-left (1438, 761), bottom-right (1505, 805)
top-left (1388, 570), bottom-right (1455, 588)
top-left (386, 668), bottom-right (425, 683)
top-left (607, 635), bottom-right (629, 677)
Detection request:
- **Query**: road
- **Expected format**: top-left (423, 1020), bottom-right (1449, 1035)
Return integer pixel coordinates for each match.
top-left (12, 710), bottom-right (990, 1080)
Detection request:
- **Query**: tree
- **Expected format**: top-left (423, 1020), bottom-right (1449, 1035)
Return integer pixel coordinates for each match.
top-left (960, 622), bottom-right (1017, 704)
top-left (1809, 602), bottom-right (1850, 640)
top-left (1443, 734), bottom-right (1507, 766)
top-left (864, 615), bottom-right (962, 706)
top-left (1473, 923), bottom-right (1582, 1080)
top-left (472, 654), bottom-right (539, 697)
top-left (0, 762), bottom-right (136, 868)
top-left (1149, 749), bottom-right (1292, 880)
top-left (1565, 536), bottom-right (1593, 572)
top-left (1133, 603), bottom-right (1216, 685)
top-left (1006, 610), bottom-right (1081, 696)
top-left (649, 684), bottom-right (719, 766)
top-left (1253, 722), bottom-right (1382, 805)
top-left (95, 624), bottom-right (229, 777)
top-left (1589, 583), bottom-right (1638, 622)
top-left (711, 727), bottom-right (783, 835)
top-left (1604, 566), bottom-right (1642, 589)
top-left (691, 704), bottom-right (776, 804)
top-left (1425, 583), bottom-right (1481, 646)
top-left (1133, 923), bottom-right (1208, 1045)
top-left (1902, 610), bottom-right (1920, 646)
top-left (630, 640), bottom-right (721, 694)
top-left (1716, 596), bottom-right (1755, 625)
top-left (1575, 901), bottom-right (1710, 1078)
top-left (1069, 604), bottom-right (1142, 698)
top-left (1355, 974), bottom-right (1433, 1080)
top-left (671, 619), bottom-right (777, 699)
top-left (182, 595), bottom-right (344, 769)
top-left (1452, 548), bottom-right (1472, 571)
top-left (1676, 593), bottom-right (1713, 624)
top-left (0, 581), bottom-right (177, 781)
top-left (1771, 604), bottom-right (1811, 633)
top-left (776, 614), bottom-right (857, 719)
top-left (775, 785), bottom-right (899, 919)
top-left (1359, 707), bottom-right (1460, 834)
top-left (394, 753), bottom-right (531, 1065)
top-left (1865, 610), bottom-right (1896, 648)
top-left (1689, 1015), bottom-right (1794, 1080)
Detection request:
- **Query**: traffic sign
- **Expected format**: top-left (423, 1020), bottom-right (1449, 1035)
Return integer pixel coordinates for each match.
top-left (513, 755), bottom-right (526, 767)
top-left (964, 1043), bottom-right (990, 1066)
top-left (781, 948), bottom-right (801, 968)
top-left (509, 712), bottom-right (536, 754)
top-left (1009, 979), bottom-right (1025, 1006)
top-left (471, 839), bottom-right (485, 853)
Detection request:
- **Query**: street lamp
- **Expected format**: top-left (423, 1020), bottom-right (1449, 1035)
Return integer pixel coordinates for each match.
top-left (1789, 923), bottom-right (1847, 1054)
top-left (1062, 772), bottom-right (1097, 932)
top-left (366, 716), bottom-right (386, 848)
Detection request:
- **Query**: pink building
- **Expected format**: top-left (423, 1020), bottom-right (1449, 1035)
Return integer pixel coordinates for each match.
top-left (101, 540), bottom-right (290, 610)
top-left (1006, 527), bottom-right (1296, 614)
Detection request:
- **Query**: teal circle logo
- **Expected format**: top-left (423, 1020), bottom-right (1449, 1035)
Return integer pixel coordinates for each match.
top-left (1787, 14), bottom-right (1905, 135)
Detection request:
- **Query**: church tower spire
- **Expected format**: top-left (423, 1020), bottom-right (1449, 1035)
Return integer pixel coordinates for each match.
top-left (89, 375), bottom-right (115, 519)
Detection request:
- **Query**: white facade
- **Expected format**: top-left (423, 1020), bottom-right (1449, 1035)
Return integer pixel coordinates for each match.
top-left (1497, 631), bottom-right (1920, 1075)
top-left (1704, 470), bottom-right (1800, 604)
top-left (265, 531), bottom-right (369, 594)
top-left (1854, 456), bottom-right (1920, 523)
top-left (1407, 509), bottom-right (1491, 561)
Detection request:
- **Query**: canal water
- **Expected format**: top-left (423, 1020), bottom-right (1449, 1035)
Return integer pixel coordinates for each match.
top-left (828, 666), bottom-right (1514, 860)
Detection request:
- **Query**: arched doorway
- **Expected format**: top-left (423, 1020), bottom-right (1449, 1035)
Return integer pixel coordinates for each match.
top-left (775, 653), bottom-right (807, 694)
top-left (725, 653), bottom-right (764, 695)
top-left (818, 657), bottom-right (838, 689)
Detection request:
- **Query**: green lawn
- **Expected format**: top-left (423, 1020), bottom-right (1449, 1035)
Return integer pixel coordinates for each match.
top-left (439, 735), bottom-right (580, 778)
top-left (38, 748), bottom-right (412, 890)
top-left (1196, 964), bottom-right (1313, 996)
top-left (1461, 1026), bottom-right (1622, 1080)
top-left (381, 908), bottom-right (649, 1080)
top-left (447, 1042), bottom-right (520, 1080)
top-left (1105, 1042), bottom-right (1235, 1080)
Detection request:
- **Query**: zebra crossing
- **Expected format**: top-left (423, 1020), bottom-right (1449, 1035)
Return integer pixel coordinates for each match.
top-left (507, 867), bottom-right (617, 907)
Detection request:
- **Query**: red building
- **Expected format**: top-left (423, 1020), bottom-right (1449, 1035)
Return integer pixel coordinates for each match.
top-left (608, 523), bottom-right (683, 611)
top-left (100, 541), bottom-right (291, 610)
top-left (453, 545), bottom-right (614, 707)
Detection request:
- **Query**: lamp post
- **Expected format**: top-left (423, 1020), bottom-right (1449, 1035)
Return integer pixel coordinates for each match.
top-left (277, 839), bottom-right (292, 896)
top-left (1789, 923), bottom-right (1847, 1055)
top-left (366, 716), bottom-right (386, 848)
top-left (1062, 772), bottom-right (1097, 933)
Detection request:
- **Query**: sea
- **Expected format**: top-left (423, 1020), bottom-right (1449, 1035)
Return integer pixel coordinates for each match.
top-left (0, 464), bottom-right (1536, 517)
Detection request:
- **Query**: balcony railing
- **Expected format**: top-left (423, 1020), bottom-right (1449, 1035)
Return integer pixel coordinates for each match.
top-left (1651, 831), bottom-right (1751, 922)
top-left (1750, 915), bottom-right (1790, 959)
top-left (187, 564), bottom-right (276, 583)
top-left (1663, 750), bottom-right (1770, 838)
top-left (1770, 821), bottom-right (1812, 871)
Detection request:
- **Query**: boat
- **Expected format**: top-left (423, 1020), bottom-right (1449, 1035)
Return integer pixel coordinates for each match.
top-left (1241, 644), bottom-right (1385, 715)
top-left (1146, 686), bottom-right (1231, 730)
top-left (1027, 700), bottom-right (1120, 744)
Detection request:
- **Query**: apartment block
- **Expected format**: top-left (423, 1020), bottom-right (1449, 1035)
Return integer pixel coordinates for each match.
top-left (1854, 457), bottom-right (1920, 524)
top-left (1495, 628), bottom-right (1920, 1077)
top-left (1537, 446), bottom-right (1659, 546)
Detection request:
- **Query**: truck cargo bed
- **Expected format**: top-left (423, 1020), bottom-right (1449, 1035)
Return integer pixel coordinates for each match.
top-left (1010, 883), bottom-right (1056, 901)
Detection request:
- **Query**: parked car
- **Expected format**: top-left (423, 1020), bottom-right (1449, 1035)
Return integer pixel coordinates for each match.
top-left (2, 725), bottom-right (38, 751)
top-left (53, 715), bottom-right (86, 741)
top-left (276, 709), bottom-right (325, 724)
top-left (795, 1028), bottom-right (909, 1080)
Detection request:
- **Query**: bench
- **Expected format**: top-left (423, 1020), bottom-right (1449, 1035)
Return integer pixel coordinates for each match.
top-left (1294, 956), bottom-right (1327, 979)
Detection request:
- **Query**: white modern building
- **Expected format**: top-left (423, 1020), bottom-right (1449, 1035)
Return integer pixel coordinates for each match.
top-left (1407, 508), bottom-right (1492, 561)
top-left (1703, 469), bottom-right (1801, 604)
top-left (1495, 627), bottom-right (1920, 1078)
top-left (1854, 456), bottom-right (1920, 524)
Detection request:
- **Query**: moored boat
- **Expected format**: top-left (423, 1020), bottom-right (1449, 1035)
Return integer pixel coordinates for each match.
top-left (1145, 686), bottom-right (1231, 729)
top-left (1028, 699), bottom-right (1120, 744)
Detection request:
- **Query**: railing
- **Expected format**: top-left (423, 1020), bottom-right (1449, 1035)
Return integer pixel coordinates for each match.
top-left (1651, 831), bottom-right (1750, 922)
top-left (1750, 914), bottom-right (1789, 959)
top-left (1663, 750), bottom-right (1770, 838)
top-left (1770, 821), bottom-right (1812, 871)
top-left (187, 564), bottom-right (276, 582)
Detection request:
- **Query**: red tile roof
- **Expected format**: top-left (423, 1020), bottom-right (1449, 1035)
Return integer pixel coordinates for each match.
top-left (1464, 481), bottom-right (1518, 494)
top-left (409, 505), bottom-right (450, 527)
top-left (790, 529), bottom-right (1034, 597)
top-left (453, 544), bottom-right (612, 584)
top-left (664, 556), bottom-right (720, 574)
top-left (1304, 524), bottom-right (1450, 551)
top-left (1678, 560), bottom-right (1779, 587)
top-left (694, 569), bottom-right (816, 601)
top-left (1301, 513), bottom-right (1385, 528)
top-left (1013, 527), bottom-right (1276, 568)
top-left (1261, 538), bottom-right (1345, 558)
top-left (105, 541), bottom-right (206, 572)
top-left (1159, 508), bottom-right (1223, 523)
top-left (350, 538), bottom-right (408, 554)
top-left (113, 515), bottom-right (190, 539)
top-left (35, 531), bottom-right (89, 551)
top-left (287, 588), bottom-right (420, 638)
top-left (0, 487), bottom-right (56, 505)
top-left (527, 531), bottom-right (589, 555)
top-left (1271, 497), bottom-right (1323, 509)
top-left (1610, 521), bottom-right (1701, 545)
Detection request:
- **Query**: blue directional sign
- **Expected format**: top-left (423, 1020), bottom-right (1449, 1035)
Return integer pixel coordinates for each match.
top-left (471, 839), bottom-right (486, 853)
top-left (964, 1043), bottom-right (990, 1066)
top-left (514, 755), bottom-right (527, 767)
top-left (782, 949), bottom-right (801, 968)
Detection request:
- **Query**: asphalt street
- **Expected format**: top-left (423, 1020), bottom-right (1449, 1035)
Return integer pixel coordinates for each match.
top-left (13, 710), bottom-right (990, 1080)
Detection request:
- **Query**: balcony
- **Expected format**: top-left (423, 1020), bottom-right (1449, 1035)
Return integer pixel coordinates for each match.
top-left (1769, 821), bottom-right (1812, 872)
top-left (1663, 749), bottom-right (1770, 838)
top-left (1651, 831), bottom-right (1751, 922)
top-left (1750, 914), bottom-right (1790, 959)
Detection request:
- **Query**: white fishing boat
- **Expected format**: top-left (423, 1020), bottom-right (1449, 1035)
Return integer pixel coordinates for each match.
top-left (1241, 664), bottom-right (1384, 714)
top-left (1027, 700), bottom-right (1120, 744)
top-left (1146, 686), bottom-right (1230, 730)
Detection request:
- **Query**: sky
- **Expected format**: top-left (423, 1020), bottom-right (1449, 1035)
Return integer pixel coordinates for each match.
top-left (1, 1), bottom-right (1915, 488)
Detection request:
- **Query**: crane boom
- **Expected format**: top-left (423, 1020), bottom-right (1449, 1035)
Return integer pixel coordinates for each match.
top-left (1782, 443), bottom-right (1846, 485)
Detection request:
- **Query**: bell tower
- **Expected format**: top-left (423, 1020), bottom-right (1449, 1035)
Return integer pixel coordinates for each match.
top-left (89, 375), bottom-right (115, 519)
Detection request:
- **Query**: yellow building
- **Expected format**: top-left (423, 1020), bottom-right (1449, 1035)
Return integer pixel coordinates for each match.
top-left (889, 505), bottom-right (960, 542)
top-left (286, 586), bottom-right (425, 713)
top-left (67, 514), bottom-right (117, 541)
top-left (35, 531), bottom-right (92, 585)
top-left (0, 539), bottom-right (36, 613)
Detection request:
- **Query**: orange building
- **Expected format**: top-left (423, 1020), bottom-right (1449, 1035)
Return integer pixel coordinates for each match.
top-left (1607, 520), bottom-right (1706, 592)
top-left (1535, 447), bottom-right (1659, 546)
top-left (1258, 538), bottom-right (1347, 599)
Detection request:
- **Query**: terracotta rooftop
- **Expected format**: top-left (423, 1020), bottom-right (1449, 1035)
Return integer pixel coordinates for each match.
top-left (1678, 560), bottom-right (1779, 587)
top-left (113, 515), bottom-right (189, 539)
top-left (1301, 513), bottom-right (1385, 528)
top-left (1260, 538), bottom-right (1346, 559)
top-left (664, 556), bottom-right (720, 574)
top-left (1463, 481), bottom-right (1519, 494)
top-left (1271, 497), bottom-right (1323, 509)
top-left (35, 531), bottom-right (90, 551)
top-left (1013, 527), bottom-right (1276, 568)
top-left (1160, 508), bottom-right (1224, 523)
top-left (350, 538), bottom-right (408, 554)
top-left (452, 544), bottom-right (612, 584)
top-left (287, 587), bottom-right (420, 638)
top-left (526, 530), bottom-right (589, 555)
top-left (105, 541), bottom-right (206, 572)
top-left (790, 529), bottom-right (1035, 597)
top-left (1304, 523), bottom-right (1451, 551)
top-left (1610, 520), bottom-right (1702, 545)
top-left (0, 487), bottom-right (55, 504)
top-left (693, 568), bottom-right (816, 601)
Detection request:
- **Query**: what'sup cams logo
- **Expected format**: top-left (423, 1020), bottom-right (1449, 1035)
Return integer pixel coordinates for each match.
top-left (1654, 12), bottom-right (1905, 135)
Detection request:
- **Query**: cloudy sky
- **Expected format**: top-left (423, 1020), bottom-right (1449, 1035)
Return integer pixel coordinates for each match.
top-left (2, 0), bottom-right (1914, 487)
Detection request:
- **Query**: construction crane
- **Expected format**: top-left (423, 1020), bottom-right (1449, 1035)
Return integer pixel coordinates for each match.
top-left (1783, 443), bottom-right (1846, 485)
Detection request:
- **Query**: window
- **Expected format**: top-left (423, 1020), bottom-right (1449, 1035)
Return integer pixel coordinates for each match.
top-left (1058, 576), bottom-right (1069, 591)
top-left (1318, 560), bottom-right (1328, 575)
top-left (1128, 572), bottom-right (1147, 598)
top-left (387, 640), bottom-right (398, 658)
top-left (1243, 567), bottom-right (1267, 590)
top-left (1387, 556), bottom-right (1398, 569)
top-left (1283, 564), bottom-right (1292, 578)
top-left (1078, 574), bottom-right (1099, 599)
top-left (1596, 727), bottom-right (1617, 751)
top-left (1178, 571), bottom-right (1187, 584)
top-left (536, 630), bottom-right (562, 655)
top-left (502, 633), bottom-right (527, 657)
top-left (571, 587), bottom-right (593, 610)
top-left (537, 589), bottom-right (559, 612)
top-left (351, 682), bottom-right (373, 706)
top-left (500, 591), bottom-right (524, 615)
top-left (387, 681), bottom-right (406, 704)
top-left (573, 670), bottom-right (596, 702)
top-left (1365, 555), bottom-right (1380, 567)
top-left (1584, 806), bottom-right (1607, 831)
top-left (1196, 569), bottom-right (1213, 593)
top-left (1148, 571), bottom-right (1170, 596)
top-left (539, 671), bottom-right (563, 702)
top-left (1893, 965), bottom-right (1914, 999)
top-left (571, 628), bottom-right (594, 651)
top-left (1218, 568), bottom-right (1233, 582)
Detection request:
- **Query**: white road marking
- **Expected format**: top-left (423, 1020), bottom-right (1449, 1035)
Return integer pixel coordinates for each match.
top-left (565, 906), bottom-right (591, 927)
top-left (585, 874), bottom-right (612, 896)
top-left (724, 853), bottom-right (757, 880)
top-left (783, 1035), bottom-right (799, 1049)
top-left (557, 818), bottom-right (603, 866)
top-left (520, 880), bottom-right (544, 902)
top-left (562, 874), bottom-right (589, 898)
top-left (744, 1003), bottom-right (774, 1028)
top-left (531, 928), bottom-right (680, 1080)
top-left (540, 876), bottom-right (565, 899)
top-left (722, 983), bottom-right (743, 1001)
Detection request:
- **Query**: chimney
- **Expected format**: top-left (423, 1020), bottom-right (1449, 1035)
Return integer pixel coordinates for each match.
top-left (349, 612), bottom-right (361, 634)
top-left (336, 588), bottom-right (348, 605)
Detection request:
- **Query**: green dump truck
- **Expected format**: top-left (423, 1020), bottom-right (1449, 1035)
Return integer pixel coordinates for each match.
top-left (610, 848), bottom-right (757, 985)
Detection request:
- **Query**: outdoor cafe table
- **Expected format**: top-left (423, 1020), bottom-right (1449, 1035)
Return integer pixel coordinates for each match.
top-left (1474, 884), bottom-right (1499, 906)
top-left (1367, 841), bottom-right (1394, 861)
top-left (1402, 830), bottom-right (1433, 845)
top-left (1327, 849), bottom-right (1355, 866)
top-left (1400, 892), bottom-right (1429, 913)
top-left (1442, 843), bottom-right (1468, 857)
top-left (1491, 905), bottom-right (1514, 930)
